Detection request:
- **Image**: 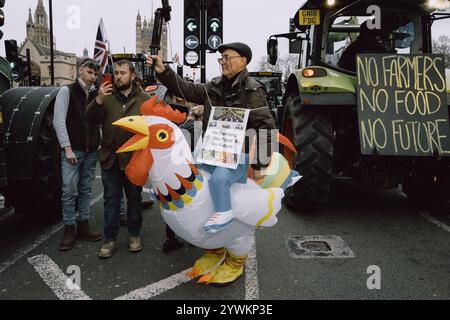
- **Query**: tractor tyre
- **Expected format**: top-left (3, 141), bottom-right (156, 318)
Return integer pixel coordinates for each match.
top-left (281, 95), bottom-right (334, 211)
top-left (8, 106), bottom-right (62, 217)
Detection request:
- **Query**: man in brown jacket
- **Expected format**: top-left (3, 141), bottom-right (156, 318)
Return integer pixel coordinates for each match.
top-left (146, 42), bottom-right (276, 234)
top-left (86, 60), bottom-right (150, 258)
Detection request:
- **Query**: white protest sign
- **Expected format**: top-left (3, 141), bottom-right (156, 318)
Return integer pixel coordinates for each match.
top-left (197, 107), bottom-right (250, 169)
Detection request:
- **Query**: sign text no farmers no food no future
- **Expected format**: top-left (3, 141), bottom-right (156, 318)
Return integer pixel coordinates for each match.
top-left (356, 54), bottom-right (450, 156)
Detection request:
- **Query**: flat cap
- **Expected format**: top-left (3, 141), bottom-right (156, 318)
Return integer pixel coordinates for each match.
top-left (218, 42), bottom-right (252, 64)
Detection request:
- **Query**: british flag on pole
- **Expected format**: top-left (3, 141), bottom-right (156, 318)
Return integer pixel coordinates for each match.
top-left (94, 18), bottom-right (109, 74)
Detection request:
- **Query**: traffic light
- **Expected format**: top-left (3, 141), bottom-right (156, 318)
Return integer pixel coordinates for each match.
top-left (206, 0), bottom-right (222, 52)
top-left (5, 39), bottom-right (18, 64)
top-left (5, 39), bottom-right (26, 82)
top-left (184, 0), bottom-right (201, 67)
top-left (0, 0), bottom-right (5, 40)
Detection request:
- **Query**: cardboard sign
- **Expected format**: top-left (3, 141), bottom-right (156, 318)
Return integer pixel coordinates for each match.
top-left (299, 10), bottom-right (320, 26)
top-left (197, 107), bottom-right (250, 169)
top-left (356, 54), bottom-right (450, 156)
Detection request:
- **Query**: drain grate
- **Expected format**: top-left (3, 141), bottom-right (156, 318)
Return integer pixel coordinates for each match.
top-left (285, 235), bottom-right (356, 259)
top-left (300, 241), bottom-right (332, 252)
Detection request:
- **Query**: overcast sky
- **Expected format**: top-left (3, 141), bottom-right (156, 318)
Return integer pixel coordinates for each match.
top-left (2, 0), bottom-right (449, 80)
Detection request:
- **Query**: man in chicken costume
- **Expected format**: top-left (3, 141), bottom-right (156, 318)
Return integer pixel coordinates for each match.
top-left (112, 96), bottom-right (300, 286)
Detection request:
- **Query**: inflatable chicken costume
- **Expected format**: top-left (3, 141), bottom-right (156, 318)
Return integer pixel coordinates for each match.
top-left (113, 96), bottom-right (300, 286)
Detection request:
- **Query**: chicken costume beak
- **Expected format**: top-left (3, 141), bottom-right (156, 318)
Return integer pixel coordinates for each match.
top-left (113, 116), bottom-right (149, 153)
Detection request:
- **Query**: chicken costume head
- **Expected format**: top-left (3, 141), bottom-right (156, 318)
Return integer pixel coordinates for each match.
top-left (113, 96), bottom-right (301, 286)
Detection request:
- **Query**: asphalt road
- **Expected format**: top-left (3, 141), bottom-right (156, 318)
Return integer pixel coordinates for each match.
top-left (0, 167), bottom-right (449, 300)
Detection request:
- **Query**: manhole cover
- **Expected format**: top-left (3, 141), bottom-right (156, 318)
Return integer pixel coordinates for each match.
top-left (285, 235), bottom-right (356, 259)
top-left (300, 241), bottom-right (332, 252)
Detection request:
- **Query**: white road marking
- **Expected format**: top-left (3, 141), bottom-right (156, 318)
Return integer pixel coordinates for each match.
top-left (0, 193), bottom-right (103, 275)
top-left (28, 254), bottom-right (92, 300)
top-left (114, 268), bottom-right (193, 300)
top-left (3, 191), bottom-right (261, 299)
top-left (421, 211), bottom-right (450, 233)
top-left (114, 235), bottom-right (259, 300)
top-left (245, 233), bottom-right (260, 300)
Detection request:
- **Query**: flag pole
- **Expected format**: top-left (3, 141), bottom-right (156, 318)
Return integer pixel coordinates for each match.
top-left (103, 19), bottom-right (113, 74)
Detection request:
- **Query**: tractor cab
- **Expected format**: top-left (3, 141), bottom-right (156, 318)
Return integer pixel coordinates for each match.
top-left (269, 0), bottom-right (450, 73)
top-left (317, 3), bottom-right (436, 72)
top-left (266, 0), bottom-right (450, 213)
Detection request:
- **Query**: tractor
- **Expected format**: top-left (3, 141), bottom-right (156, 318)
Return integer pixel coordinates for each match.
top-left (267, 0), bottom-right (450, 212)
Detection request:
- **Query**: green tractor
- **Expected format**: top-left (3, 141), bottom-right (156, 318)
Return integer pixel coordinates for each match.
top-left (268, 0), bottom-right (450, 212)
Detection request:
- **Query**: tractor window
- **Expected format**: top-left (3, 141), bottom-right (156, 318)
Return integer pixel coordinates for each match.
top-left (252, 76), bottom-right (282, 97)
top-left (323, 16), bottom-right (373, 67)
top-left (431, 14), bottom-right (450, 67)
top-left (393, 22), bottom-right (415, 53)
top-left (132, 61), bottom-right (144, 80)
top-left (322, 12), bottom-right (422, 71)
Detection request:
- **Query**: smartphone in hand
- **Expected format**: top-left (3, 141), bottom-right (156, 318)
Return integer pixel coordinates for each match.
top-left (101, 74), bottom-right (112, 85)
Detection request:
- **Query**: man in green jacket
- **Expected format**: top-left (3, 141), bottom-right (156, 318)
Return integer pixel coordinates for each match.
top-left (146, 42), bottom-right (276, 234)
top-left (86, 60), bottom-right (149, 259)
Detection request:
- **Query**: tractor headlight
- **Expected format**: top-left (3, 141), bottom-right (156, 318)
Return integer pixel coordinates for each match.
top-left (302, 68), bottom-right (328, 78)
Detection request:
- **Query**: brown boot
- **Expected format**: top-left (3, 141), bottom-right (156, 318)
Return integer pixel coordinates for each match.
top-left (59, 225), bottom-right (76, 251)
top-left (77, 220), bottom-right (102, 242)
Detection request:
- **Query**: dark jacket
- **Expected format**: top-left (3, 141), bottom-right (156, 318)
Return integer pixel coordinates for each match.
top-left (158, 67), bottom-right (276, 169)
top-left (66, 81), bottom-right (100, 152)
top-left (85, 85), bottom-right (150, 170)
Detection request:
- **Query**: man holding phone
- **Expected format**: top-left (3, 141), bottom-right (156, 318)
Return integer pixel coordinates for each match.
top-left (53, 58), bottom-right (103, 251)
top-left (86, 59), bottom-right (150, 259)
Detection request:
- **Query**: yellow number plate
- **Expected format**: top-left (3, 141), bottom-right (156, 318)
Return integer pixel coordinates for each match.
top-left (299, 10), bottom-right (320, 25)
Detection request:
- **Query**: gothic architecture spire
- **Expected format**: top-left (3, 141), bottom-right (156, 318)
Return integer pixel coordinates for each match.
top-left (27, 0), bottom-right (50, 47)
top-left (27, 8), bottom-right (33, 25)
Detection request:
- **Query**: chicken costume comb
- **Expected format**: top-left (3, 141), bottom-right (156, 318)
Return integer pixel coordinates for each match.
top-left (141, 95), bottom-right (186, 124)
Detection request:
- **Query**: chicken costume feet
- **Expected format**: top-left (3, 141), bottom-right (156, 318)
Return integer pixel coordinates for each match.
top-left (186, 248), bottom-right (226, 279)
top-left (198, 250), bottom-right (247, 286)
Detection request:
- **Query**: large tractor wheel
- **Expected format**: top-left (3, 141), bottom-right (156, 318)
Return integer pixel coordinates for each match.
top-left (8, 107), bottom-right (62, 217)
top-left (282, 95), bottom-right (334, 211)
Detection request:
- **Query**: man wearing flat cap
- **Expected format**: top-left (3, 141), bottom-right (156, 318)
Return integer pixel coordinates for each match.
top-left (146, 42), bottom-right (276, 234)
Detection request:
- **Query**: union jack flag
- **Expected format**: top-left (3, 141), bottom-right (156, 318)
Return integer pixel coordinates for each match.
top-left (94, 19), bottom-right (109, 74)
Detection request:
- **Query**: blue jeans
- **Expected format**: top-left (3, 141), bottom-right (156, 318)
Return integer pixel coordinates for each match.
top-left (201, 154), bottom-right (249, 213)
top-left (61, 149), bottom-right (98, 226)
top-left (101, 160), bottom-right (142, 242)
